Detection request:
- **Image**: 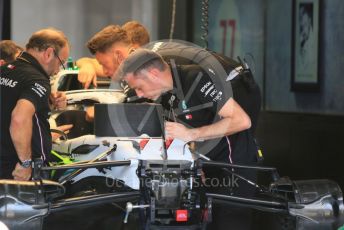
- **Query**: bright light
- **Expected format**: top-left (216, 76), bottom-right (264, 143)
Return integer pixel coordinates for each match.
top-left (0, 221), bottom-right (9, 230)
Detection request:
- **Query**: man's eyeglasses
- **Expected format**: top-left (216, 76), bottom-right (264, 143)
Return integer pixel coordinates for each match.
top-left (53, 49), bottom-right (66, 70)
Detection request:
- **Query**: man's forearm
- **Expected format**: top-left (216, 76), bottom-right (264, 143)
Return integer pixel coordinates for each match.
top-left (190, 115), bottom-right (251, 141)
top-left (9, 99), bottom-right (35, 162)
top-left (191, 97), bottom-right (252, 140)
top-left (165, 98), bottom-right (252, 142)
top-left (10, 115), bottom-right (33, 161)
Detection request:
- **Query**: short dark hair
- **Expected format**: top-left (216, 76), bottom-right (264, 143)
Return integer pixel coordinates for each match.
top-left (0, 40), bottom-right (23, 63)
top-left (122, 21), bottom-right (150, 46)
top-left (118, 48), bottom-right (167, 79)
top-left (87, 25), bottom-right (131, 55)
top-left (26, 28), bottom-right (69, 54)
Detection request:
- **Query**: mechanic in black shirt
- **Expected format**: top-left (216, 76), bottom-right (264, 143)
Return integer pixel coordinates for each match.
top-left (0, 40), bottom-right (23, 66)
top-left (118, 49), bottom-right (259, 229)
top-left (0, 28), bottom-right (70, 180)
top-left (145, 41), bottom-right (261, 133)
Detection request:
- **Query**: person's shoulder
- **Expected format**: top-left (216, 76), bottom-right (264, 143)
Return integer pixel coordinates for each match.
top-left (179, 63), bottom-right (202, 71)
top-left (0, 61), bottom-right (24, 77)
top-left (209, 52), bottom-right (241, 73)
top-left (178, 64), bottom-right (213, 90)
top-left (5, 61), bottom-right (49, 84)
top-left (179, 64), bottom-right (205, 77)
top-left (147, 41), bottom-right (188, 52)
top-left (17, 60), bottom-right (46, 77)
top-left (211, 52), bottom-right (238, 64)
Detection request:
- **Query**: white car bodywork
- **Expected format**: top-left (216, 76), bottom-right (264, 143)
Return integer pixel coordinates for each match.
top-left (64, 89), bottom-right (125, 105)
top-left (53, 136), bottom-right (194, 190)
top-left (51, 69), bottom-right (79, 92)
top-left (50, 69), bottom-right (194, 190)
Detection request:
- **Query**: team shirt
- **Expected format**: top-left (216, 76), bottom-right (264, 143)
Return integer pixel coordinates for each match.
top-left (0, 52), bottom-right (52, 169)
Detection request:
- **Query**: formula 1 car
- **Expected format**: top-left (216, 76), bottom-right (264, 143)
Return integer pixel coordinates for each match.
top-left (1, 142), bottom-right (344, 229)
top-left (1, 102), bottom-right (344, 230)
top-left (49, 69), bottom-right (125, 139)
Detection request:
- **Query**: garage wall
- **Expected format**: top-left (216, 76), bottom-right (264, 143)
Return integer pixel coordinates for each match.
top-left (265, 0), bottom-right (344, 114)
top-left (11, 0), bottom-right (158, 60)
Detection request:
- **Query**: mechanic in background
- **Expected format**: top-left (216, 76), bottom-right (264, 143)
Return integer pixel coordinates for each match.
top-left (78, 24), bottom-right (151, 121)
top-left (0, 28), bottom-right (70, 180)
top-left (76, 21), bottom-right (150, 89)
top-left (0, 40), bottom-right (23, 66)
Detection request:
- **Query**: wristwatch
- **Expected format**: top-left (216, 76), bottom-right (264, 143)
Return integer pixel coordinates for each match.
top-left (19, 159), bottom-right (32, 168)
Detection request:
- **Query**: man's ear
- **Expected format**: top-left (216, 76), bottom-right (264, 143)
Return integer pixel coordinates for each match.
top-left (148, 68), bottom-right (160, 79)
top-left (0, 59), bottom-right (5, 66)
top-left (116, 50), bottom-right (125, 63)
top-left (43, 47), bottom-right (55, 64)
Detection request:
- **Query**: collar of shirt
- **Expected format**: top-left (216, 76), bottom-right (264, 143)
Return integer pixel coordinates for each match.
top-left (17, 52), bottom-right (50, 79)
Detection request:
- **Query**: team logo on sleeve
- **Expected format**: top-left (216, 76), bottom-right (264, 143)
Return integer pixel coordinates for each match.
top-left (200, 82), bottom-right (222, 102)
top-left (200, 81), bottom-right (212, 93)
top-left (213, 91), bottom-right (223, 102)
top-left (31, 83), bottom-right (47, 97)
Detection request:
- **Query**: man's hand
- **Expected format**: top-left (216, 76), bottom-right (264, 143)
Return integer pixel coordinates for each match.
top-left (85, 106), bottom-right (95, 122)
top-left (50, 91), bottom-right (67, 110)
top-left (76, 57), bottom-right (99, 89)
top-left (78, 63), bottom-right (98, 89)
top-left (165, 121), bottom-right (197, 142)
top-left (12, 163), bottom-right (32, 181)
top-left (51, 124), bottom-right (73, 141)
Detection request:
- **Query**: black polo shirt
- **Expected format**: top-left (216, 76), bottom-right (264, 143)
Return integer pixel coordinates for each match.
top-left (147, 41), bottom-right (261, 131)
top-left (147, 42), bottom-right (261, 163)
top-left (0, 52), bottom-right (52, 173)
top-left (160, 63), bottom-right (260, 165)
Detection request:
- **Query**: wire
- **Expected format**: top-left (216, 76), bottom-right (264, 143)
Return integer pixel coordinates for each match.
top-left (201, 0), bottom-right (210, 48)
top-left (50, 128), bottom-right (68, 141)
top-left (169, 0), bottom-right (177, 41)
